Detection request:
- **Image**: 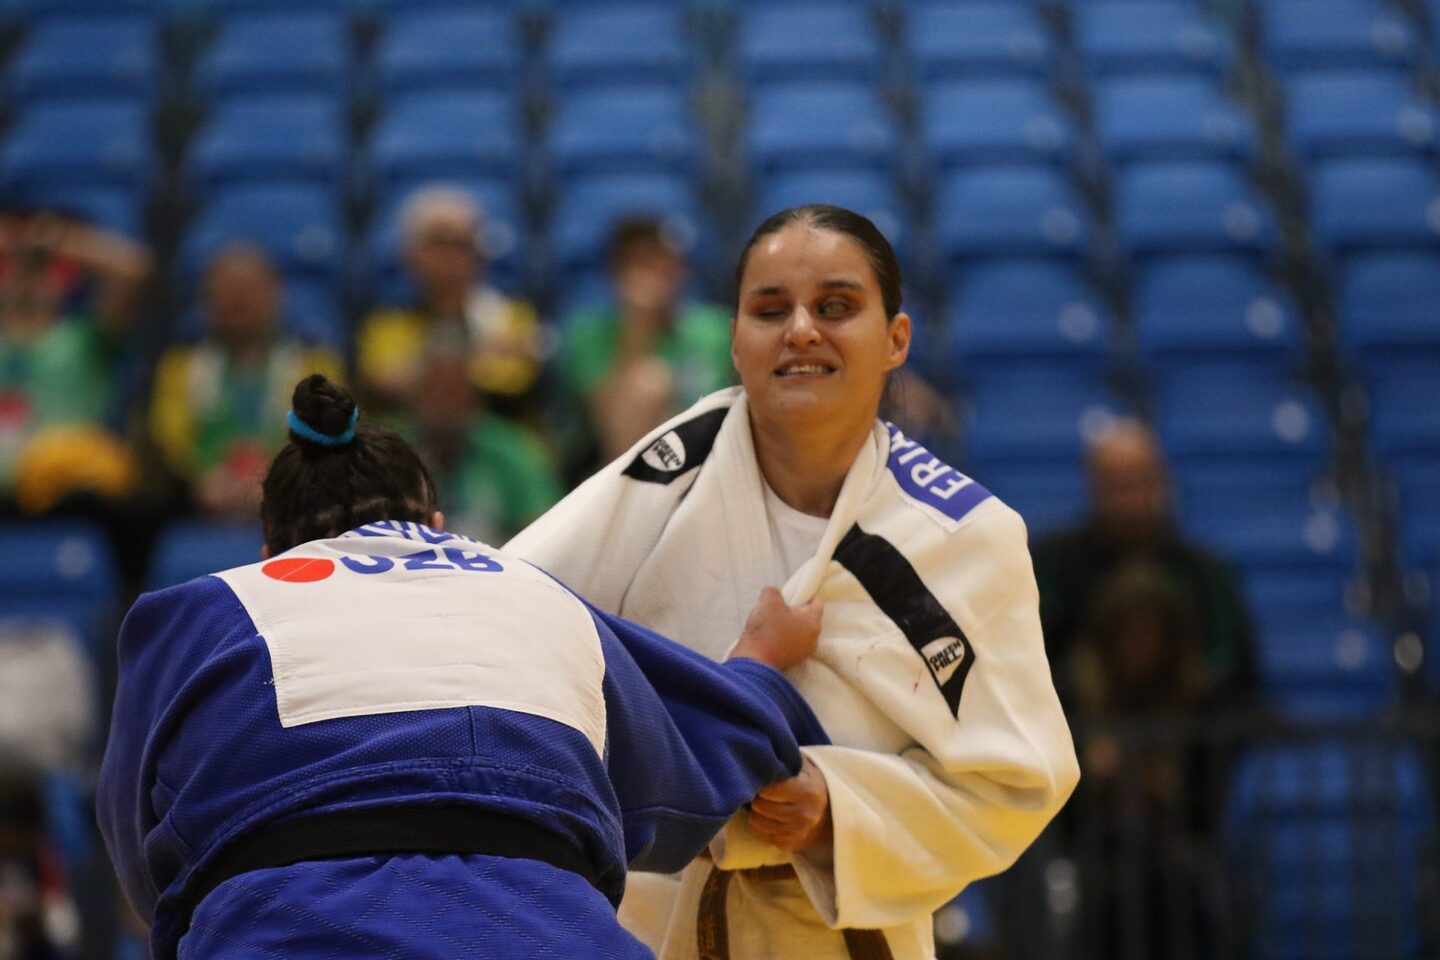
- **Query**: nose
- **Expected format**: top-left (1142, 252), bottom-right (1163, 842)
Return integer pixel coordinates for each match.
top-left (783, 306), bottom-right (822, 347)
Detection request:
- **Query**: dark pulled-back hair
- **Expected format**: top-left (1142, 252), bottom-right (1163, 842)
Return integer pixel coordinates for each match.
top-left (733, 204), bottom-right (903, 318)
top-left (261, 374), bottom-right (438, 555)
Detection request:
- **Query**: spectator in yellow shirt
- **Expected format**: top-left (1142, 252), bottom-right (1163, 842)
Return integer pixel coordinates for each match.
top-left (149, 243), bottom-right (342, 518)
top-left (356, 186), bottom-right (545, 425)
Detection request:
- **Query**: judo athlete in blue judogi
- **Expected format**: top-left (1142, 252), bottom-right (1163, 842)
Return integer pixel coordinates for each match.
top-left (96, 374), bottom-right (829, 960)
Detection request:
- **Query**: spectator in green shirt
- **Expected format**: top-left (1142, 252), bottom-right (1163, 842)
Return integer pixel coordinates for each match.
top-left (558, 216), bottom-right (734, 480)
top-left (0, 209), bottom-right (149, 512)
top-left (400, 342), bottom-right (562, 544)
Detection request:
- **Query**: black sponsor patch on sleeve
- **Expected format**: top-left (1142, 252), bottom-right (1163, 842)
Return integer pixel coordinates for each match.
top-left (622, 407), bottom-right (729, 485)
top-left (833, 524), bottom-right (973, 717)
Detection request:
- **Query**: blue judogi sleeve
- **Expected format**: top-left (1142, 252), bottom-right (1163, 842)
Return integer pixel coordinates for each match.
top-left (586, 606), bottom-right (829, 872)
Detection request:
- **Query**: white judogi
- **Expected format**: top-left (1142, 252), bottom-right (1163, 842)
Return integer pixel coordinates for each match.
top-left (508, 388), bottom-right (1079, 959)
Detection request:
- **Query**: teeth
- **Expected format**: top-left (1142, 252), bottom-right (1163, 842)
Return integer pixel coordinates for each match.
top-left (781, 364), bottom-right (828, 375)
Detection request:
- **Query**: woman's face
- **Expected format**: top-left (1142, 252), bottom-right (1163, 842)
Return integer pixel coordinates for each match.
top-left (732, 224), bottom-right (909, 433)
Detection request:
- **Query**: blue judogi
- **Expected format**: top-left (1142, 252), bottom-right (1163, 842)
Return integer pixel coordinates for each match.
top-left (97, 522), bottom-right (826, 959)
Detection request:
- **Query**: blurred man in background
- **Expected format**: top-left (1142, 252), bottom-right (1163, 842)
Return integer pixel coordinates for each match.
top-left (357, 186), bottom-right (545, 427)
top-left (1031, 420), bottom-right (1256, 710)
top-left (398, 339), bottom-right (562, 544)
top-left (149, 243), bottom-right (342, 519)
top-left (556, 216), bottom-right (733, 481)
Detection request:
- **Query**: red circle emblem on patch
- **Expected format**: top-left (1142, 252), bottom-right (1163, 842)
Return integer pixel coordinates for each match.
top-left (261, 557), bottom-right (335, 583)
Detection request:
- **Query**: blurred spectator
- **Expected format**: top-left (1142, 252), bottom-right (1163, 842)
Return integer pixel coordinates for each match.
top-left (149, 244), bottom-right (343, 519)
top-left (0, 621), bottom-right (93, 777)
top-left (0, 777), bottom-right (78, 960)
top-left (557, 216), bottom-right (734, 477)
top-left (0, 209), bottom-right (149, 516)
top-left (393, 340), bottom-right (562, 544)
top-left (1031, 420), bottom-right (1255, 709)
top-left (357, 186), bottom-right (545, 425)
top-left (1067, 560), bottom-right (1213, 960)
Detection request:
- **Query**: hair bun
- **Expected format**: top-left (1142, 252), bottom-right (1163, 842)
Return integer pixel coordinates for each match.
top-left (289, 374), bottom-right (358, 451)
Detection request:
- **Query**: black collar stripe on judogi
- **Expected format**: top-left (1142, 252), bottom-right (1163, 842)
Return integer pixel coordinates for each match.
top-left (623, 407), bottom-right (730, 484)
top-left (833, 524), bottom-right (973, 717)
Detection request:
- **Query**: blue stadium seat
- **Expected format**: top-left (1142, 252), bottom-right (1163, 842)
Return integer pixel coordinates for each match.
top-left (967, 458), bottom-right (1088, 536)
top-left (1158, 365), bottom-right (1328, 461)
top-left (922, 78), bottom-right (1075, 168)
top-left (1094, 75), bottom-right (1256, 163)
top-left (195, 13), bottom-right (352, 100)
top-left (1253, 613), bottom-right (1395, 716)
top-left (548, 86), bottom-right (695, 179)
top-left (180, 183), bottom-right (343, 290)
top-left (11, 184), bottom-right (142, 237)
top-left (752, 170), bottom-right (907, 258)
top-left (1338, 251), bottom-right (1440, 372)
top-left (1284, 69), bottom-right (1439, 161)
top-left (549, 172), bottom-right (700, 272)
top-left (0, 100), bottom-right (153, 193)
top-left (738, 3), bottom-right (882, 83)
top-left (1260, 0), bottom-right (1418, 71)
top-left (1179, 488), bottom-right (1355, 574)
top-left (947, 258), bottom-right (1110, 369)
top-left (1394, 456), bottom-right (1440, 569)
top-left (1309, 157), bottom-right (1440, 254)
top-left (1135, 256), bottom-right (1301, 372)
top-left (364, 178), bottom-right (524, 304)
top-left (374, 8), bottom-right (521, 95)
top-left (5, 15), bottom-right (157, 103)
top-left (368, 91), bottom-right (520, 187)
top-left (906, 2), bottom-right (1052, 80)
top-left (147, 521), bottom-right (264, 590)
top-left (0, 522), bottom-right (118, 661)
top-left (1072, 1), bottom-right (1232, 77)
top-left (284, 279), bottom-right (347, 349)
top-left (747, 82), bottom-right (896, 173)
top-left (1114, 161), bottom-right (1278, 258)
top-left (937, 165), bottom-right (1091, 261)
top-left (187, 95), bottom-right (347, 189)
top-left (966, 367), bottom-right (1126, 463)
top-left (549, 3), bottom-right (688, 88)
top-left (1370, 363), bottom-right (1440, 458)
top-left (1242, 564), bottom-right (1354, 626)
top-left (1227, 741), bottom-right (1430, 958)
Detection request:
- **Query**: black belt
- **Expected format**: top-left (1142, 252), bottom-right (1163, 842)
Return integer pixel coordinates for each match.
top-left (173, 806), bottom-right (604, 947)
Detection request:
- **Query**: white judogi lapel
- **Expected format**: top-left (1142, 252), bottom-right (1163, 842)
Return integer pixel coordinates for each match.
top-left (508, 389), bottom-right (1078, 960)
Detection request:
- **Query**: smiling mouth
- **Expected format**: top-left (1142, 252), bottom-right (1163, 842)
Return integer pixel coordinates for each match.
top-left (775, 362), bottom-right (836, 377)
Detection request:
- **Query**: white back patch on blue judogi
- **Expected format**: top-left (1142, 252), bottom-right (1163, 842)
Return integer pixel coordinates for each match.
top-left (216, 524), bottom-right (608, 754)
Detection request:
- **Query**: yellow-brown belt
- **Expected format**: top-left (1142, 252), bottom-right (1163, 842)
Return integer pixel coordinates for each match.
top-left (697, 864), bottom-right (894, 960)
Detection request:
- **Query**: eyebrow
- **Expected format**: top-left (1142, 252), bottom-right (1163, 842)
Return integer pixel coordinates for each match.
top-left (742, 278), bottom-right (866, 298)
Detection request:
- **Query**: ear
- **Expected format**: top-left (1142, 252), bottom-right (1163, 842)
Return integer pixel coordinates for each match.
top-left (886, 312), bottom-right (912, 371)
top-left (429, 510), bottom-right (445, 532)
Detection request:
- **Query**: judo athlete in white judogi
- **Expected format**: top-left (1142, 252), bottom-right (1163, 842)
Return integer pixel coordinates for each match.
top-left (508, 206), bottom-right (1079, 959)
top-left (96, 374), bottom-right (829, 960)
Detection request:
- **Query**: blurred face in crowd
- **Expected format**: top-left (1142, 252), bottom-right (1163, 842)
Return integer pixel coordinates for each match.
top-left (732, 223), bottom-right (909, 440)
top-left (406, 205), bottom-right (480, 301)
top-left (204, 248), bottom-right (280, 351)
top-left (1087, 424), bottom-right (1170, 544)
top-left (613, 239), bottom-right (686, 320)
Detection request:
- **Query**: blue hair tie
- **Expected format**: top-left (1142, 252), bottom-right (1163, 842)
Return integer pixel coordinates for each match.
top-left (288, 407), bottom-right (359, 447)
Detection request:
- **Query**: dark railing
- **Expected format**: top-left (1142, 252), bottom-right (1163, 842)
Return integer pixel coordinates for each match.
top-left (941, 710), bottom-right (1440, 960)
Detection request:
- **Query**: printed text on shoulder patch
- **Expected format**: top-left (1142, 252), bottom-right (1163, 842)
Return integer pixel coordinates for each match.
top-left (885, 425), bottom-right (992, 523)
